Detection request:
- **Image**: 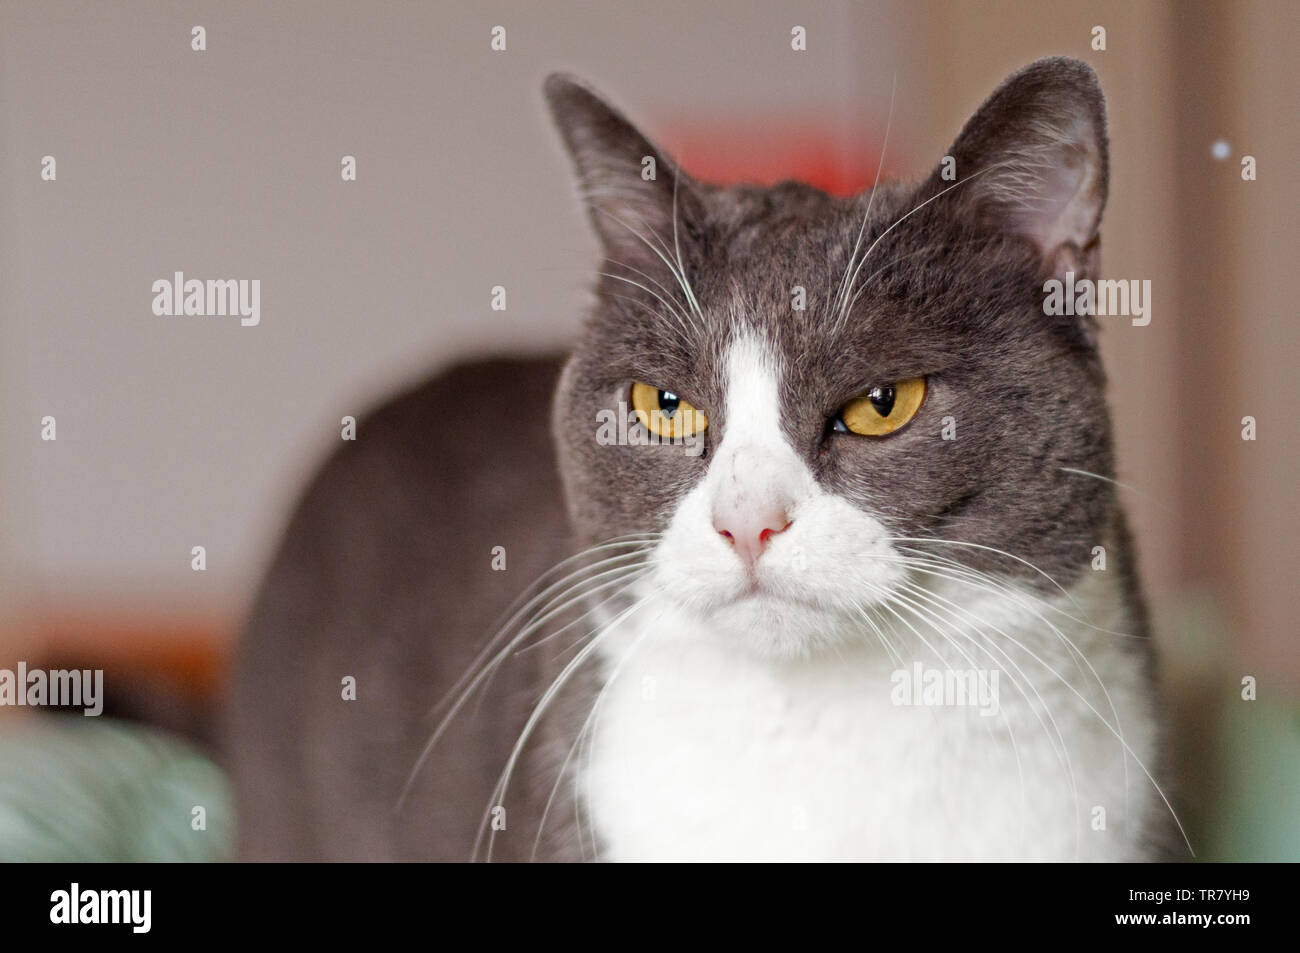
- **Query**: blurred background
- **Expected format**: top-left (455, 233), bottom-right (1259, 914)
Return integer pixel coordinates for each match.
top-left (0, 0), bottom-right (1295, 860)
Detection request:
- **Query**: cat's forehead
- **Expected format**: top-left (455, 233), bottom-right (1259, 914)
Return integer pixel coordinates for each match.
top-left (588, 173), bottom-right (1037, 393)
top-left (701, 181), bottom-right (914, 263)
top-left (687, 180), bottom-right (962, 339)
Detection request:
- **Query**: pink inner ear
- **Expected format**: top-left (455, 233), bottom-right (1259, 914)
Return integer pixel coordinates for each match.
top-left (1020, 159), bottom-right (1099, 252)
top-left (1005, 121), bottom-right (1104, 257)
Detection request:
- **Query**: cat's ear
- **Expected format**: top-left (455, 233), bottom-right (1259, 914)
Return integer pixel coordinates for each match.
top-left (923, 57), bottom-right (1108, 278)
top-left (544, 73), bottom-right (701, 263)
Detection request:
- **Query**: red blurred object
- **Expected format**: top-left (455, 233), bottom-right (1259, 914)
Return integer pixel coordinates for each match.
top-left (659, 117), bottom-right (895, 197)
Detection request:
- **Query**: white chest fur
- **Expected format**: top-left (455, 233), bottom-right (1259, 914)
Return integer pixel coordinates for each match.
top-left (582, 570), bottom-right (1161, 862)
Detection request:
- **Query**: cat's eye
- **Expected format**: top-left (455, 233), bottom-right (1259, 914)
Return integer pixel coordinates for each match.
top-left (630, 381), bottom-right (709, 438)
top-left (833, 377), bottom-right (927, 436)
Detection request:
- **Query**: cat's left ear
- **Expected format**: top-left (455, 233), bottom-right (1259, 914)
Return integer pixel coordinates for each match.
top-left (923, 57), bottom-right (1108, 278)
top-left (544, 73), bottom-right (702, 264)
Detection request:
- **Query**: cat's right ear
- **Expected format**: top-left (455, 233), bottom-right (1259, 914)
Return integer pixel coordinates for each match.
top-left (919, 57), bottom-right (1109, 281)
top-left (544, 74), bottom-right (700, 263)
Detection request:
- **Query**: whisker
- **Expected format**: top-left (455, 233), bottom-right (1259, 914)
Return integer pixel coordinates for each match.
top-left (581, 201), bottom-right (704, 334)
top-left (887, 580), bottom-right (1078, 856)
top-left (882, 567), bottom-right (1191, 856)
top-left (884, 536), bottom-right (1081, 608)
top-left (845, 237), bottom-right (990, 314)
top-left (398, 541), bottom-right (656, 810)
top-left (888, 546), bottom-right (1140, 640)
top-left (400, 564), bottom-right (646, 812)
top-left (601, 257), bottom-right (696, 327)
top-left (901, 561), bottom-right (1136, 834)
top-left (531, 600), bottom-right (660, 861)
top-left (424, 537), bottom-right (658, 725)
top-left (476, 590), bottom-right (657, 862)
top-left (669, 161), bottom-right (704, 320)
top-left (835, 159), bottom-right (1013, 334)
top-left (1059, 467), bottom-right (1173, 514)
top-left (871, 583), bottom-right (1038, 854)
top-left (602, 292), bottom-right (694, 350)
top-left (834, 72), bottom-right (898, 331)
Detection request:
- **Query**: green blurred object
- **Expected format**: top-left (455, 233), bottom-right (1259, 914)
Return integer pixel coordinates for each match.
top-left (1210, 698), bottom-right (1300, 862)
top-left (0, 717), bottom-right (233, 862)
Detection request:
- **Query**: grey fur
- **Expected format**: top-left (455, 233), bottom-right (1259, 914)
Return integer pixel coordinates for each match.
top-left (228, 58), bottom-right (1164, 860)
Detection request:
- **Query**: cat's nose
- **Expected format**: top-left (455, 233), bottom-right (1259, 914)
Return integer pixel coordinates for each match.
top-left (713, 502), bottom-right (792, 570)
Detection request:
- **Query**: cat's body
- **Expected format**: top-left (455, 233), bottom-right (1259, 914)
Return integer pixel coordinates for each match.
top-left (231, 358), bottom-right (578, 861)
top-left (229, 58), bottom-right (1179, 861)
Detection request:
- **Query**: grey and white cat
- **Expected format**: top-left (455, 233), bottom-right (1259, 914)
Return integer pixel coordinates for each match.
top-left (229, 57), bottom-right (1180, 861)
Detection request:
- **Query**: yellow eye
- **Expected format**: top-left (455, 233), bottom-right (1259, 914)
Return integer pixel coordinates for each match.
top-left (630, 381), bottom-right (709, 439)
top-left (837, 377), bottom-right (926, 436)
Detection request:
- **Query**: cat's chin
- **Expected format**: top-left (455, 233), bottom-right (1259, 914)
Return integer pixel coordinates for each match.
top-left (644, 555), bottom-right (904, 660)
top-left (671, 585), bottom-right (871, 660)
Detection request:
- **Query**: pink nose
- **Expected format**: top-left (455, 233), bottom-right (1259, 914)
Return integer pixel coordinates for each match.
top-left (713, 502), bottom-right (792, 570)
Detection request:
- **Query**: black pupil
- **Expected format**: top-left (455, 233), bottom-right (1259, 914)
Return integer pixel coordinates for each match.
top-left (658, 390), bottom-right (681, 419)
top-left (868, 385), bottom-right (895, 417)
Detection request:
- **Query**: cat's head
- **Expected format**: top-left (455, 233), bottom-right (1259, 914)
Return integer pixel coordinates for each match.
top-left (546, 58), bottom-right (1117, 657)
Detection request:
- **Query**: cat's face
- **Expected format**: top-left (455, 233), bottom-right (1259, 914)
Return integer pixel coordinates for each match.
top-left (548, 59), bottom-right (1118, 657)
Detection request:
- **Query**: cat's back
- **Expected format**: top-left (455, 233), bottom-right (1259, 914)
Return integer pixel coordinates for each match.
top-left (228, 355), bottom-right (573, 860)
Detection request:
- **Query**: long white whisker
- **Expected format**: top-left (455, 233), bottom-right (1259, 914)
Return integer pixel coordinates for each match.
top-left (835, 160), bottom-right (1015, 336)
top-left (531, 601), bottom-right (659, 861)
top-left (1059, 467), bottom-right (1173, 513)
top-left (886, 571), bottom-right (1190, 856)
top-left (901, 559), bottom-right (1135, 838)
top-left (834, 72), bottom-right (898, 331)
top-left (398, 553), bottom-right (651, 810)
top-left (600, 258), bottom-right (696, 330)
top-left (584, 203), bottom-right (703, 333)
top-left (869, 584), bottom-right (1036, 854)
top-left (424, 539), bottom-right (657, 724)
top-left (885, 536), bottom-right (1081, 608)
top-left (888, 580), bottom-right (1079, 856)
top-left (602, 292), bottom-right (694, 350)
top-left (889, 546), bottom-right (1139, 640)
top-left (476, 590), bottom-right (656, 862)
top-left (669, 161), bottom-right (704, 319)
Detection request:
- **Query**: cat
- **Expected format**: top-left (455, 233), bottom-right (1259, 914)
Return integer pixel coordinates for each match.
top-left (228, 57), bottom-right (1182, 861)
